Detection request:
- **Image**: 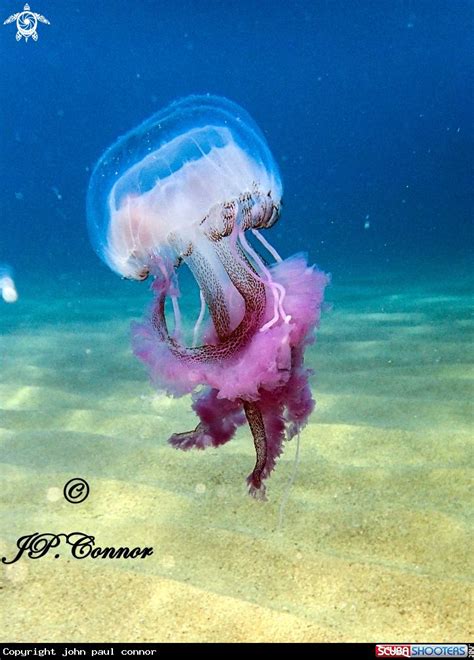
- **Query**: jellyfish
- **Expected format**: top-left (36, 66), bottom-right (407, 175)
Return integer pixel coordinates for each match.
top-left (87, 95), bottom-right (328, 498)
top-left (0, 265), bottom-right (18, 303)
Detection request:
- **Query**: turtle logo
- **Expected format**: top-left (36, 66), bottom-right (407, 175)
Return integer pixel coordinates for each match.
top-left (3, 3), bottom-right (50, 42)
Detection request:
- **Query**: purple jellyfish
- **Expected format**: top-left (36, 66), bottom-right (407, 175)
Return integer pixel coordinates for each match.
top-left (87, 95), bottom-right (328, 498)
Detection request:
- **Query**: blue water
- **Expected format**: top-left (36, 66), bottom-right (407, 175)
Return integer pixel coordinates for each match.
top-left (0, 0), bottom-right (472, 282)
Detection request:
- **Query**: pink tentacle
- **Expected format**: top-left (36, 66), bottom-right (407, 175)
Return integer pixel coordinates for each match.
top-left (251, 228), bottom-right (283, 263)
top-left (237, 229), bottom-right (291, 331)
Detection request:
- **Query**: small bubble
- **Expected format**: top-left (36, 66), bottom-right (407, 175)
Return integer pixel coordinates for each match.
top-left (161, 555), bottom-right (175, 569)
top-left (216, 485), bottom-right (227, 498)
top-left (296, 552), bottom-right (303, 561)
top-left (15, 192), bottom-right (23, 201)
top-left (195, 483), bottom-right (206, 495)
top-left (46, 487), bottom-right (61, 502)
top-left (52, 186), bottom-right (62, 200)
top-left (85, 348), bottom-right (92, 355)
top-left (5, 562), bottom-right (28, 583)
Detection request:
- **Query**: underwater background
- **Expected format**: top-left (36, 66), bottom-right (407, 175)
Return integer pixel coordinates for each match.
top-left (1, 0), bottom-right (472, 642)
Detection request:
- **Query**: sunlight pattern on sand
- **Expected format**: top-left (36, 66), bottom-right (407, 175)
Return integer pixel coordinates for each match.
top-left (0, 273), bottom-right (472, 642)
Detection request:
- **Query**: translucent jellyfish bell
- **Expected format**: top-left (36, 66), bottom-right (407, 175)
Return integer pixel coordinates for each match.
top-left (87, 95), bottom-right (328, 498)
top-left (87, 95), bottom-right (282, 280)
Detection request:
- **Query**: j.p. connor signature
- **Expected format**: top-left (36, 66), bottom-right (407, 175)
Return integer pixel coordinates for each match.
top-left (1, 532), bottom-right (153, 564)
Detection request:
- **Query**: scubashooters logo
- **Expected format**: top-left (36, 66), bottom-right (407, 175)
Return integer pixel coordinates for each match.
top-left (1, 532), bottom-right (154, 563)
top-left (375, 644), bottom-right (469, 658)
top-left (3, 3), bottom-right (50, 41)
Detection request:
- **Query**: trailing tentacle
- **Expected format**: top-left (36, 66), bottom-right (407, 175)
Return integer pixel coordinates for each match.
top-left (243, 401), bottom-right (268, 497)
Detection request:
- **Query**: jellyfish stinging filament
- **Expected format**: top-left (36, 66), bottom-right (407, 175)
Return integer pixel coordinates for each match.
top-left (87, 95), bottom-right (328, 498)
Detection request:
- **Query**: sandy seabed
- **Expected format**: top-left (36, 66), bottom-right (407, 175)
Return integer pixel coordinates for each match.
top-left (0, 268), bottom-right (472, 642)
